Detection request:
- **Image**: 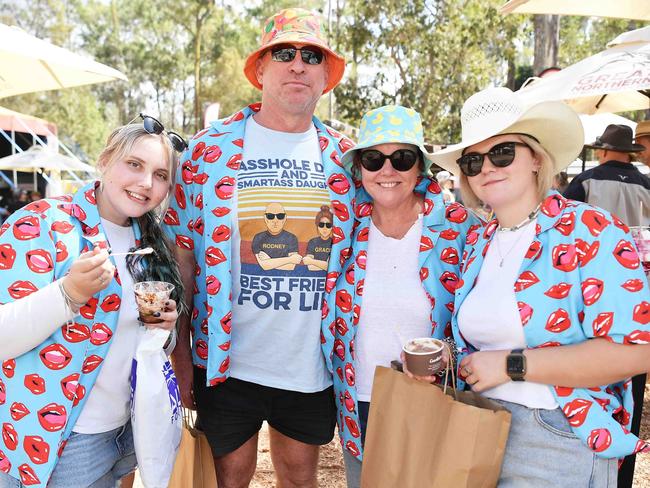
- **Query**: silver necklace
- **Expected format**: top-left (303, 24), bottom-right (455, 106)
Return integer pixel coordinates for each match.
top-left (498, 204), bottom-right (541, 232)
top-left (493, 220), bottom-right (535, 267)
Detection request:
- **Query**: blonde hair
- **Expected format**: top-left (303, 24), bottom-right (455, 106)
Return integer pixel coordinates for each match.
top-left (459, 134), bottom-right (554, 209)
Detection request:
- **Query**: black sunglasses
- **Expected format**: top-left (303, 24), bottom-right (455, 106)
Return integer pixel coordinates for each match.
top-left (135, 113), bottom-right (188, 153)
top-left (270, 44), bottom-right (324, 65)
top-left (359, 149), bottom-right (419, 172)
top-left (457, 142), bottom-right (530, 177)
top-left (318, 222), bottom-right (332, 228)
top-left (265, 212), bottom-right (286, 220)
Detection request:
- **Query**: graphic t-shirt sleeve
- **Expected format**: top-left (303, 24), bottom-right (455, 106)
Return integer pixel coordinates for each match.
top-left (252, 233), bottom-right (263, 254)
top-left (288, 233), bottom-right (299, 253)
top-left (306, 237), bottom-right (317, 256)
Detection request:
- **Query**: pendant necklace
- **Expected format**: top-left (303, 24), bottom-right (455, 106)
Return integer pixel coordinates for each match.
top-left (494, 205), bottom-right (540, 267)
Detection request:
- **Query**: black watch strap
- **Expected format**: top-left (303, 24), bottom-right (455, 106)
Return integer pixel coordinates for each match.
top-left (506, 348), bottom-right (526, 381)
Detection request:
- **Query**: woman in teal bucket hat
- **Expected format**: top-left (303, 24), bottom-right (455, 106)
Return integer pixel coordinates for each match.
top-left (323, 105), bottom-right (483, 487)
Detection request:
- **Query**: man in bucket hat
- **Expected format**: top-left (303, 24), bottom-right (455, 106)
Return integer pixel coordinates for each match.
top-left (564, 123), bottom-right (650, 226)
top-left (164, 8), bottom-right (354, 487)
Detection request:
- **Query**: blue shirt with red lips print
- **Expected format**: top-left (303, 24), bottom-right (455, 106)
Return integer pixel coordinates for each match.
top-left (163, 104), bottom-right (356, 387)
top-left (0, 182), bottom-right (142, 487)
top-left (325, 177), bottom-right (484, 460)
top-left (452, 191), bottom-right (650, 459)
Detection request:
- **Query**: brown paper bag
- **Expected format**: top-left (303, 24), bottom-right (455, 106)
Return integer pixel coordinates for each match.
top-left (168, 410), bottom-right (217, 488)
top-left (360, 366), bottom-right (511, 488)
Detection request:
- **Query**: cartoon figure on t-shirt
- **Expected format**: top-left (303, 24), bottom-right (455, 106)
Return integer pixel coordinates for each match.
top-left (303, 205), bottom-right (332, 271)
top-left (252, 202), bottom-right (301, 270)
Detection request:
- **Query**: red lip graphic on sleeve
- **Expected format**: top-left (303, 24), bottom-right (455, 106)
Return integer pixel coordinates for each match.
top-left (319, 136), bottom-right (329, 151)
top-left (540, 194), bottom-right (564, 217)
top-left (193, 173), bottom-right (209, 185)
top-left (575, 239), bottom-right (599, 266)
top-left (345, 416), bottom-right (360, 438)
top-left (60, 323), bottom-right (90, 343)
top-left (212, 225), bottom-right (231, 243)
top-left (191, 141), bottom-right (206, 160)
top-left (334, 339), bottom-right (346, 361)
top-left (224, 111), bottom-right (245, 124)
top-left (2, 360), bottom-right (15, 378)
top-left (581, 278), bottom-right (604, 306)
top-left (212, 207), bottom-right (231, 218)
top-left (195, 192), bottom-right (204, 210)
top-left (422, 198), bottom-right (433, 216)
top-left (18, 463), bottom-right (40, 485)
top-left (327, 174), bottom-right (351, 195)
top-left (181, 161), bottom-right (197, 184)
top-left (24, 374), bottom-right (45, 395)
top-left (0, 244), bottom-right (16, 270)
top-left (419, 267), bottom-right (429, 281)
top-left (57, 203), bottom-right (86, 221)
top-left (79, 297), bottom-right (98, 320)
top-left (466, 225), bottom-right (481, 246)
top-left (332, 226), bottom-right (345, 244)
top-left (0, 448), bottom-right (10, 473)
top-left (39, 344), bottom-right (71, 370)
top-left (350, 339), bottom-right (356, 360)
top-left (518, 301), bottom-right (533, 326)
top-left (339, 247), bottom-right (352, 267)
top-left (338, 137), bottom-right (355, 153)
top-left (420, 236), bottom-right (433, 252)
top-left (355, 251), bottom-right (366, 270)
top-left (554, 386), bottom-right (574, 397)
top-left (514, 271), bottom-right (539, 291)
top-left (215, 177), bottom-right (234, 200)
top-left (551, 243), bottom-right (578, 272)
top-left (221, 311), bottom-right (232, 334)
top-left (445, 204), bottom-right (468, 224)
top-left (483, 220), bottom-right (499, 239)
top-left (206, 275), bottom-right (221, 295)
top-left (336, 290), bottom-right (352, 313)
top-left (54, 241), bottom-right (68, 262)
top-left (163, 208), bottom-right (180, 226)
top-left (554, 212), bottom-right (576, 236)
top-left (523, 241), bottom-right (540, 261)
top-left (218, 340), bottom-right (231, 351)
top-left (204, 144), bottom-right (225, 164)
top-left (544, 282), bottom-right (572, 299)
top-left (582, 209), bottom-right (610, 237)
top-left (225, 154), bottom-right (241, 170)
top-left (8, 280), bottom-right (38, 299)
top-left (83, 188), bottom-right (96, 204)
top-left (82, 355), bottom-right (103, 374)
top-left (545, 308), bottom-right (571, 333)
top-left (9, 402), bottom-right (29, 421)
top-left (90, 323), bottom-right (113, 346)
top-left (355, 279), bottom-right (364, 296)
top-left (331, 200), bottom-right (349, 222)
top-left (218, 356), bottom-right (230, 374)
top-left (335, 318), bottom-right (349, 336)
top-left (587, 428), bottom-right (612, 453)
top-left (613, 406), bottom-right (631, 426)
top-left (343, 390), bottom-right (355, 412)
top-left (174, 184), bottom-right (186, 209)
top-left (100, 294), bottom-right (121, 313)
top-left (439, 271), bottom-right (459, 294)
top-left (346, 441), bottom-right (360, 457)
top-left (60, 373), bottom-right (80, 401)
top-left (25, 249), bottom-right (54, 274)
top-left (24, 200), bottom-right (50, 215)
top-left (345, 363), bottom-right (355, 386)
top-left (195, 339), bottom-right (209, 360)
top-left (205, 247), bottom-right (226, 266)
top-left (2, 423), bottom-right (17, 450)
top-left (37, 403), bottom-right (67, 432)
top-left (355, 202), bottom-right (372, 218)
top-left (175, 234), bottom-right (194, 251)
top-left (193, 217), bottom-right (205, 235)
top-left (200, 318), bottom-right (209, 335)
top-left (632, 301), bottom-right (650, 325)
top-left (325, 271), bottom-right (339, 293)
top-left (440, 228), bottom-right (460, 240)
top-left (321, 300), bottom-right (330, 320)
top-left (13, 215), bottom-right (41, 241)
top-left (562, 398), bottom-right (592, 427)
top-left (24, 435), bottom-right (49, 465)
top-left (622, 279), bottom-right (644, 292)
top-left (335, 367), bottom-right (344, 382)
top-left (535, 341), bottom-right (560, 348)
top-left (330, 150), bottom-right (343, 167)
top-left (81, 223), bottom-right (99, 237)
top-left (613, 239), bottom-right (640, 269)
top-left (345, 263), bottom-right (355, 285)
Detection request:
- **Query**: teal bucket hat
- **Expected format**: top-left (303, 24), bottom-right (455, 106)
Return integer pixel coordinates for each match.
top-left (342, 105), bottom-right (434, 175)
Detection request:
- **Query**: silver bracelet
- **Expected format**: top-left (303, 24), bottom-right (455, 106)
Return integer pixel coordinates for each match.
top-left (58, 279), bottom-right (86, 314)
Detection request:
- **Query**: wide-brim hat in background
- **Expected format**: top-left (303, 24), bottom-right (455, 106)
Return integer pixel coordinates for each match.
top-left (341, 105), bottom-right (434, 175)
top-left (244, 8), bottom-right (345, 95)
top-left (430, 87), bottom-right (584, 176)
top-left (635, 120), bottom-right (650, 142)
top-left (586, 124), bottom-right (645, 152)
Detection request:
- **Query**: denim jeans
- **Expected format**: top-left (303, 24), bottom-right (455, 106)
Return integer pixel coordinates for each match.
top-left (0, 421), bottom-right (136, 488)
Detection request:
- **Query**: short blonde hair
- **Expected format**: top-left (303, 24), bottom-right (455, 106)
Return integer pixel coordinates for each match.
top-left (459, 134), bottom-right (555, 209)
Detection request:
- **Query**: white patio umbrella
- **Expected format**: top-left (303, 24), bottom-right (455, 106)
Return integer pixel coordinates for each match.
top-left (517, 26), bottom-right (650, 114)
top-left (0, 23), bottom-right (127, 98)
top-left (578, 113), bottom-right (637, 145)
top-left (0, 146), bottom-right (96, 173)
top-left (499, 0), bottom-right (650, 21)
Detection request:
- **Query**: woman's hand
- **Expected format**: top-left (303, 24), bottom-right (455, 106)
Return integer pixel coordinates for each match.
top-left (459, 350), bottom-right (510, 392)
top-left (147, 299), bottom-right (178, 332)
top-left (401, 349), bottom-right (450, 384)
top-left (63, 246), bottom-right (115, 304)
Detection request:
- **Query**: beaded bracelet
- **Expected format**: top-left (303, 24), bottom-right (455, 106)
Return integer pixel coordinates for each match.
top-left (58, 279), bottom-right (86, 314)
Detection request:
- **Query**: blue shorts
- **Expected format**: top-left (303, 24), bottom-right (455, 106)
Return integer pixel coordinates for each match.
top-left (0, 421), bottom-right (136, 488)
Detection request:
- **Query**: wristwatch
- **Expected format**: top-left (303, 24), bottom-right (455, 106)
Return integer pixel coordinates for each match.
top-left (506, 348), bottom-right (526, 381)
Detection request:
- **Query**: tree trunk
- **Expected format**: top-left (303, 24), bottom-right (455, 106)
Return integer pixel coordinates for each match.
top-left (533, 14), bottom-right (559, 76)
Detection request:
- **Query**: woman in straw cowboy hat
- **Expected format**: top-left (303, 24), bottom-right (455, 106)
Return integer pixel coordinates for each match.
top-left (432, 86), bottom-right (650, 486)
top-left (328, 105), bottom-right (482, 487)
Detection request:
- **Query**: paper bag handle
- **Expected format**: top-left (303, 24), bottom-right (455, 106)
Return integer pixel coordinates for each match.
top-left (441, 342), bottom-right (459, 400)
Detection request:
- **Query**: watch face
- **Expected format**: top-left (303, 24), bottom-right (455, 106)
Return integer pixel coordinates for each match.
top-left (507, 355), bottom-right (525, 375)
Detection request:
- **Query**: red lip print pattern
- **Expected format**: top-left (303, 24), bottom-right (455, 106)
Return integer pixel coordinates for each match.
top-left (218, 357), bottom-right (230, 374)
top-left (212, 224), bottom-right (231, 243)
top-left (175, 234), bottom-right (194, 250)
top-left (445, 204), bottom-right (468, 224)
top-left (60, 373), bottom-right (80, 401)
top-left (24, 374), bottom-right (45, 395)
top-left (82, 355), bottom-right (103, 374)
top-left (325, 271), bottom-right (339, 293)
top-left (174, 184), bottom-right (186, 209)
top-left (23, 200), bottom-right (50, 215)
top-left (345, 416), bottom-right (360, 438)
top-left (80, 297), bottom-right (98, 320)
top-left (336, 290), bottom-right (352, 313)
top-left (182, 161), bottom-right (198, 184)
top-left (220, 311), bottom-right (232, 334)
top-left (39, 344), bottom-right (71, 370)
top-left (12, 215), bottom-right (41, 240)
top-left (327, 173), bottom-right (350, 195)
top-left (0, 449), bottom-right (9, 473)
top-left (343, 390), bottom-right (355, 413)
top-left (55, 241), bottom-right (68, 262)
top-left (212, 207), bottom-right (230, 218)
top-left (2, 360), bottom-right (14, 378)
top-left (582, 209), bottom-right (610, 237)
top-left (2, 423), bottom-right (18, 450)
top-left (100, 294), bottom-right (121, 312)
top-left (332, 226), bottom-right (345, 244)
top-left (562, 398), bottom-right (592, 427)
top-left (551, 243), bottom-right (578, 272)
top-left (518, 301), bottom-right (533, 326)
top-left (37, 403), bottom-right (67, 432)
top-left (346, 441), bottom-right (360, 457)
top-left (203, 145), bottom-right (222, 163)
top-left (355, 251), bottom-right (366, 270)
top-left (0, 244), bottom-right (16, 270)
top-left (205, 246), bottom-right (226, 266)
top-left (439, 271), bottom-right (459, 294)
top-left (545, 309), bottom-right (571, 333)
top-left (206, 275), bottom-right (221, 295)
top-left (25, 249), bottom-right (54, 274)
top-left (335, 318), bottom-right (349, 336)
top-left (355, 202), bottom-right (372, 218)
top-left (61, 322), bottom-right (90, 343)
top-left (24, 435), bottom-right (49, 465)
top-left (544, 282), bottom-right (572, 299)
top-left (57, 203), bottom-right (86, 221)
top-left (554, 386), bottom-right (574, 397)
top-left (215, 176), bottom-right (234, 200)
top-left (592, 312), bottom-right (614, 337)
top-left (440, 228), bottom-right (460, 240)
top-left (196, 340), bottom-right (209, 360)
top-left (8, 280), bottom-right (38, 299)
top-left (331, 200), bottom-right (349, 221)
top-left (575, 239), bottom-right (599, 266)
top-left (192, 141), bottom-right (206, 160)
top-left (540, 193), bottom-right (564, 217)
top-left (587, 428), bottom-right (612, 453)
top-left (581, 278), bottom-right (604, 306)
top-left (345, 363), bottom-right (355, 386)
top-left (554, 212), bottom-right (575, 236)
top-left (514, 271), bottom-right (539, 291)
top-left (334, 339), bottom-right (345, 361)
top-left (9, 402), bottom-right (29, 421)
top-left (632, 301), bottom-right (650, 325)
top-left (163, 208), bottom-right (180, 226)
top-left (90, 323), bottom-right (113, 346)
top-left (621, 279), bottom-right (644, 292)
top-left (226, 154), bottom-right (242, 170)
top-left (613, 239), bottom-right (640, 270)
top-left (18, 463), bottom-right (40, 485)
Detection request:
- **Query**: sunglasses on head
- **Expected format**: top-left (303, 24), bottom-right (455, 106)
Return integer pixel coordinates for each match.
top-left (318, 222), bottom-right (332, 228)
top-left (456, 141), bottom-right (530, 177)
top-left (265, 212), bottom-right (286, 220)
top-left (270, 44), bottom-right (324, 65)
top-left (129, 113), bottom-right (188, 153)
top-left (359, 149), bottom-right (419, 172)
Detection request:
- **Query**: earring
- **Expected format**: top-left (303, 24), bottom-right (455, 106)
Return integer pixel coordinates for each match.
top-left (532, 169), bottom-right (539, 175)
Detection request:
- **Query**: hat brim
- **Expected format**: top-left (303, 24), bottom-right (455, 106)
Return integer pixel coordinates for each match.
top-left (244, 37), bottom-right (345, 95)
top-left (430, 100), bottom-right (584, 176)
top-left (586, 141), bottom-right (647, 152)
top-left (341, 141), bottom-right (434, 176)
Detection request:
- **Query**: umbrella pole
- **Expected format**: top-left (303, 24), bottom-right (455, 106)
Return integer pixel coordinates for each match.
top-left (33, 171), bottom-right (37, 191)
top-left (581, 147), bottom-right (586, 172)
top-left (12, 170), bottom-right (16, 188)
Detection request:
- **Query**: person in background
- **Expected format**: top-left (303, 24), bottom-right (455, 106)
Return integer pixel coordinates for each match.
top-left (330, 105), bottom-right (482, 488)
top-left (432, 87), bottom-right (650, 487)
top-left (435, 170), bottom-right (456, 203)
top-left (551, 171), bottom-right (568, 193)
top-left (635, 120), bottom-right (650, 169)
top-left (0, 117), bottom-right (185, 488)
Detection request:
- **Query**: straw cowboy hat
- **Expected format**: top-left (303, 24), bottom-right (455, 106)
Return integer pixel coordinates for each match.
top-left (244, 8), bottom-right (345, 95)
top-left (587, 124), bottom-right (645, 153)
top-left (431, 87), bottom-right (584, 175)
top-left (635, 120), bottom-right (650, 140)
